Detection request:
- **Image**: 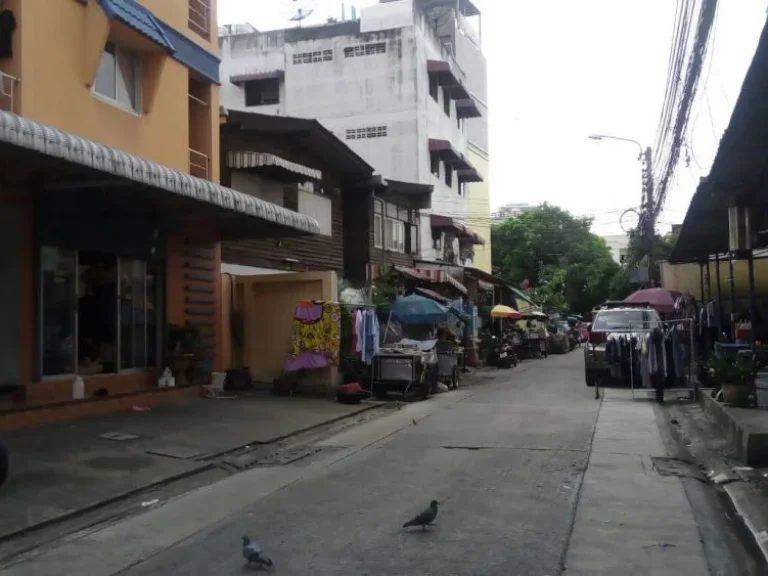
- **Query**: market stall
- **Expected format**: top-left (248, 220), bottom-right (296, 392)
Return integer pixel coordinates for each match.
top-left (372, 295), bottom-right (467, 400)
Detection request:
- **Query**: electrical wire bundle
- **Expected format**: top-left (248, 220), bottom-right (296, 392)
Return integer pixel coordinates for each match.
top-left (651, 0), bottom-right (719, 220)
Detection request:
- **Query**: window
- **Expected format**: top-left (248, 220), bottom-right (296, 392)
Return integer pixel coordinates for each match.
top-left (244, 78), bottom-right (280, 106)
top-left (346, 126), bottom-right (387, 140)
top-left (430, 155), bottom-right (440, 177)
top-left (429, 74), bottom-right (439, 101)
top-left (94, 41), bottom-right (141, 112)
top-left (458, 181), bottom-right (466, 196)
top-left (40, 248), bottom-right (162, 377)
top-left (443, 87), bottom-right (451, 117)
top-left (373, 199), bottom-right (383, 249)
top-left (189, 0), bottom-right (211, 39)
top-left (344, 42), bottom-right (387, 58)
top-left (293, 50), bottom-right (333, 64)
top-left (407, 224), bottom-right (419, 255)
top-left (385, 218), bottom-right (406, 252)
top-left (445, 165), bottom-right (453, 188)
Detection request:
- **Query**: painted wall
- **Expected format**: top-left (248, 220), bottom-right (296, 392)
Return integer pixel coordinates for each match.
top-left (468, 147), bottom-right (491, 272)
top-left (661, 257), bottom-right (768, 300)
top-left (221, 272), bottom-right (338, 384)
top-left (3, 0), bottom-right (220, 182)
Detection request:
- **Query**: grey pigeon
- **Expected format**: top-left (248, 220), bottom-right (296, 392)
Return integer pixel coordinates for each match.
top-left (242, 536), bottom-right (274, 569)
top-left (402, 500), bottom-right (438, 530)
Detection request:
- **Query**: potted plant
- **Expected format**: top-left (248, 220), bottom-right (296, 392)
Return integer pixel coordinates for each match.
top-left (707, 344), bottom-right (757, 406)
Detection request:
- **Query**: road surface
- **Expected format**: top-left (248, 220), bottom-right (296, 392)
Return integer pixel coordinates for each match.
top-left (1, 353), bottom-right (761, 575)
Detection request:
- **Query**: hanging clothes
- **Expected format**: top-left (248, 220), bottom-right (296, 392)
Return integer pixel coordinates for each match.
top-left (284, 301), bottom-right (342, 372)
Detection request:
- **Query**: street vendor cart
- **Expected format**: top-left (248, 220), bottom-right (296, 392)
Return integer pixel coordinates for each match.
top-left (372, 294), bottom-right (467, 400)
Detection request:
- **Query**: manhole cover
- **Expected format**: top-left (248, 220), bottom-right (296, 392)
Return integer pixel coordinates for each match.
top-left (99, 432), bottom-right (139, 442)
top-left (146, 446), bottom-right (208, 460)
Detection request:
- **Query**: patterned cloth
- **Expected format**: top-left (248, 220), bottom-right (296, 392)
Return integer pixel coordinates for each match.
top-left (284, 301), bottom-right (341, 372)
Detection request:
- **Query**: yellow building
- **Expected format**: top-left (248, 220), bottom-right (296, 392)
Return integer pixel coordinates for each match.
top-left (0, 0), bottom-right (318, 425)
top-left (467, 144), bottom-right (491, 272)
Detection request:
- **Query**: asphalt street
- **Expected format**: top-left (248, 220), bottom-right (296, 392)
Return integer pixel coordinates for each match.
top-left (114, 354), bottom-right (599, 575)
top-left (2, 352), bottom-right (759, 575)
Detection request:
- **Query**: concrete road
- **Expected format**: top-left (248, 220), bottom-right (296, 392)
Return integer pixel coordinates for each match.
top-left (1, 353), bottom-right (759, 575)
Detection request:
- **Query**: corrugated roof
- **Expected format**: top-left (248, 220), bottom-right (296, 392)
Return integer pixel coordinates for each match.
top-left (96, 0), bottom-right (173, 51)
top-left (0, 110), bottom-right (319, 235)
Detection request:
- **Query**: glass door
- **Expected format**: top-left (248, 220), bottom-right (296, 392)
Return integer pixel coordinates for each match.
top-left (40, 247), bottom-right (77, 377)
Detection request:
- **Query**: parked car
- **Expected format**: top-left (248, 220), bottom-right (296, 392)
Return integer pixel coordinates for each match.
top-left (583, 302), bottom-right (662, 387)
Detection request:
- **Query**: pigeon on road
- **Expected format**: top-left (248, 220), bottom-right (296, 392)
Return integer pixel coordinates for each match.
top-left (242, 536), bottom-right (274, 569)
top-left (402, 500), bottom-right (439, 530)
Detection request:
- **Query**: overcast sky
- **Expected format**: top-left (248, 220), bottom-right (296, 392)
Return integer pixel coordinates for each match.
top-left (218, 0), bottom-right (768, 235)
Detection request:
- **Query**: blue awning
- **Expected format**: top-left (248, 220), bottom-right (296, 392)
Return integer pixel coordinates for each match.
top-left (157, 20), bottom-right (220, 84)
top-left (96, 0), bottom-right (173, 52)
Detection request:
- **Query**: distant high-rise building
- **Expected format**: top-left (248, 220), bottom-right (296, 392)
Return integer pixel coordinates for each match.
top-left (491, 203), bottom-right (535, 223)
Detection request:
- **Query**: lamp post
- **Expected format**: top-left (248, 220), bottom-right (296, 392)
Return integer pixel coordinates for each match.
top-left (589, 134), bottom-right (656, 285)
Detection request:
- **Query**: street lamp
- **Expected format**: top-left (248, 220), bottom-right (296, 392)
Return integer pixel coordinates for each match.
top-left (589, 133), bottom-right (657, 285)
top-left (588, 133), bottom-right (644, 161)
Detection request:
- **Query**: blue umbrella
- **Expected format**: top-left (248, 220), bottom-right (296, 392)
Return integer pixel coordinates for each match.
top-left (390, 294), bottom-right (451, 325)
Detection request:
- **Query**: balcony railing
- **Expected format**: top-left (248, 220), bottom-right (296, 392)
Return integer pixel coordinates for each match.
top-left (0, 71), bottom-right (19, 113)
top-left (188, 0), bottom-right (211, 39)
top-left (189, 148), bottom-right (210, 180)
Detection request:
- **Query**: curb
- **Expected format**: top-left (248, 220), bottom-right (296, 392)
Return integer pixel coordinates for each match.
top-left (0, 402), bottom-right (387, 545)
top-left (723, 481), bottom-right (768, 565)
top-left (661, 402), bottom-right (768, 569)
top-left (0, 463), bottom-right (214, 545)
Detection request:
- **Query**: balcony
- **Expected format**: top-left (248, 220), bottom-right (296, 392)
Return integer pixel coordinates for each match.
top-left (188, 0), bottom-right (211, 39)
top-left (0, 71), bottom-right (18, 113)
top-left (189, 148), bottom-right (209, 179)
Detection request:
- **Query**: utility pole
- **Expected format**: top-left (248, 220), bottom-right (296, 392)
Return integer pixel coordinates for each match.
top-left (640, 147), bottom-right (656, 286)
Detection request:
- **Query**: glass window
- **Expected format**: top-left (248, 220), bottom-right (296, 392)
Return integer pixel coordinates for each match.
top-left (398, 207), bottom-right (409, 221)
top-left (78, 252), bottom-right (118, 374)
top-left (39, 248), bottom-right (161, 377)
top-left (41, 248), bottom-right (77, 376)
top-left (373, 199), bottom-right (383, 214)
top-left (373, 213), bottom-right (383, 249)
top-left (94, 41), bottom-right (141, 112)
top-left (120, 259), bottom-right (147, 369)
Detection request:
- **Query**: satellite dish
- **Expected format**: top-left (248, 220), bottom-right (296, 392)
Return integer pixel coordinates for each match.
top-left (281, 0), bottom-right (317, 27)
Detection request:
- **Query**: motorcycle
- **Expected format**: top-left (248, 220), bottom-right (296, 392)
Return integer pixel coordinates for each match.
top-left (491, 334), bottom-right (518, 369)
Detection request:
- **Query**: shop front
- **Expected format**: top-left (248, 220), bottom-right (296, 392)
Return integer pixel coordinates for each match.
top-left (0, 111), bottom-right (319, 419)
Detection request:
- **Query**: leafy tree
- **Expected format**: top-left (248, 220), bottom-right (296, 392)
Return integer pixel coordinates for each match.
top-left (491, 204), bottom-right (628, 315)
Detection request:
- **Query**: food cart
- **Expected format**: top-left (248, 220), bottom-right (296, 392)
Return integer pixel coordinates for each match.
top-left (372, 294), bottom-right (467, 400)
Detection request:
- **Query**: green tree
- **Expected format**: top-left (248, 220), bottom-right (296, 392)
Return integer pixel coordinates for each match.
top-left (491, 204), bottom-right (628, 315)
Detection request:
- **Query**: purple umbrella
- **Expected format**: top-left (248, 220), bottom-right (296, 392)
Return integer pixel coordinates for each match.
top-left (624, 288), bottom-right (682, 314)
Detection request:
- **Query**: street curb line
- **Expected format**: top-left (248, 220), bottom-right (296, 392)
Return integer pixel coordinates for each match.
top-left (0, 463), bottom-right (215, 545)
top-left (724, 482), bottom-right (768, 566)
top-left (0, 403), bottom-right (386, 545)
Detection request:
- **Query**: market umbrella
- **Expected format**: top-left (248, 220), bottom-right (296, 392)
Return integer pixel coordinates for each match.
top-left (624, 288), bottom-right (681, 314)
top-left (390, 294), bottom-right (452, 325)
top-left (491, 304), bottom-right (522, 319)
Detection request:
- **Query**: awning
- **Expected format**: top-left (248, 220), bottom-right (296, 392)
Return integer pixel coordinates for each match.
top-left (415, 287), bottom-right (450, 304)
top-left (414, 267), bottom-right (468, 295)
top-left (428, 139), bottom-right (476, 172)
top-left (457, 168), bottom-right (484, 183)
top-left (226, 151), bottom-right (322, 182)
top-left (426, 60), bottom-right (470, 100)
top-left (0, 110), bottom-right (320, 235)
top-left (222, 109), bottom-right (374, 179)
top-left (430, 215), bottom-right (484, 245)
top-left (97, 0), bottom-right (173, 51)
top-left (455, 98), bottom-right (483, 119)
top-left (392, 266), bottom-right (431, 282)
top-left (229, 70), bottom-right (285, 85)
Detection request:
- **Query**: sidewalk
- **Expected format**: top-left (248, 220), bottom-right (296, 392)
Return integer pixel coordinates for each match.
top-left (0, 393), bottom-right (377, 540)
top-left (564, 389), bottom-right (709, 575)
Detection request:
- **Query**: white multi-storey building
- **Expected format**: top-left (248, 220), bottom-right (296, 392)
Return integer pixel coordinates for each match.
top-left (219, 0), bottom-right (488, 267)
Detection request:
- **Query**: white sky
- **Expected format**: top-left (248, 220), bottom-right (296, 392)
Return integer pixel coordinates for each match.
top-left (218, 0), bottom-right (768, 235)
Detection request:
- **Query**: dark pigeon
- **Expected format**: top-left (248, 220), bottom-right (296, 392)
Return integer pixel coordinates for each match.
top-left (402, 500), bottom-right (439, 530)
top-left (242, 536), bottom-right (274, 569)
